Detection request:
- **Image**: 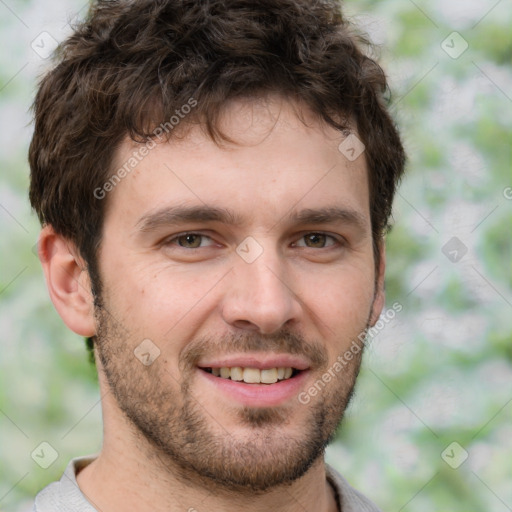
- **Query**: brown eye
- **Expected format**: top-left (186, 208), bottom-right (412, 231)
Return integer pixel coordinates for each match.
top-left (176, 234), bottom-right (204, 248)
top-left (299, 233), bottom-right (337, 248)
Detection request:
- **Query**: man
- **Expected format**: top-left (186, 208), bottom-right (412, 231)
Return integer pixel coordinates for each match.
top-left (29, 0), bottom-right (405, 510)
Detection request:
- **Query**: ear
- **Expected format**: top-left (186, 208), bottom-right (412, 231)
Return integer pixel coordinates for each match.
top-left (369, 241), bottom-right (386, 326)
top-left (37, 225), bottom-right (96, 337)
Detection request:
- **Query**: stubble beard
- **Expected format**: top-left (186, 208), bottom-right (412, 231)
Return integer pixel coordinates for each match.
top-left (93, 299), bottom-right (367, 494)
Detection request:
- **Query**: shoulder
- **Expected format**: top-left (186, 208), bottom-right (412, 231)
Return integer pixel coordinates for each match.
top-left (32, 456), bottom-right (98, 512)
top-left (326, 464), bottom-right (383, 512)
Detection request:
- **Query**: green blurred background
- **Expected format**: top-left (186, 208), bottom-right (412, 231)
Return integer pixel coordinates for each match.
top-left (1, 0), bottom-right (511, 510)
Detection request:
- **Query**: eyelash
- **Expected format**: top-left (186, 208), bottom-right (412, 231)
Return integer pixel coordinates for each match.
top-left (163, 232), bottom-right (344, 250)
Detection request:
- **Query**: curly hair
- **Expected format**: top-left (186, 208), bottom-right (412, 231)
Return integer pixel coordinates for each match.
top-left (29, 0), bottom-right (405, 318)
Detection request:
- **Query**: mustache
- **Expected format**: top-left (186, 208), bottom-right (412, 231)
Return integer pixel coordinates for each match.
top-left (181, 330), bottom-right (328, 371)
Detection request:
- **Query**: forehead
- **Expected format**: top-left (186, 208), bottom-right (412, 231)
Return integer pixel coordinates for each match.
top-left (104, 97), bottom-right (370, 231)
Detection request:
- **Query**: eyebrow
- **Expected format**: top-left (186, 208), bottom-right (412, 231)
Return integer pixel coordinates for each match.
top-left (136, 204), bottom-right (368, 234)
top-left (136, 205), bottom-right (243, 232)
top-left (290, 207), bottom-right (367, 232)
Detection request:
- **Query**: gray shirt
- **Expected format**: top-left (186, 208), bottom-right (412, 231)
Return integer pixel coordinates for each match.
top-left (32, 456), bottom-right (382, 512)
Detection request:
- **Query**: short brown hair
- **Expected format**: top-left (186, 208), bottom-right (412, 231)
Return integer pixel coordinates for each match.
top-left (29, 0), bottom-right (405, 296)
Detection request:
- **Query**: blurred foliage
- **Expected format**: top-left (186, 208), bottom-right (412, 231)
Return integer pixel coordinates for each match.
top-left (1, 0), bottom-right (511, 511)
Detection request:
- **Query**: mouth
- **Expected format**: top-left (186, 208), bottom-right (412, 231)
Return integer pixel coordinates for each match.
top-left (200, 366), bottom-right (301, 384)
top-left (195, 355), bottom-right (311, 407)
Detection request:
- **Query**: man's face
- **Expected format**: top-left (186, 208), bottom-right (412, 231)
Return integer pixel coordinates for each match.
top-left (93, 97), bottom-right (383, 491)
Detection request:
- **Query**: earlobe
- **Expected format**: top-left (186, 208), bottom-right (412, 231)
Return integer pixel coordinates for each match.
top-left (369, 243), bottom-right (386, 326)
top-left (38, 225), bottom-right (96, 337)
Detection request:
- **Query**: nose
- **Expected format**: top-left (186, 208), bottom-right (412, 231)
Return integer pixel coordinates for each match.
top-left (220, 246), bottom-right (302, 334)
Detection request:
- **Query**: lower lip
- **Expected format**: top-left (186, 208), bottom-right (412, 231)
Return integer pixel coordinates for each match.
top-left (197, 368), bottom-right (310, 407)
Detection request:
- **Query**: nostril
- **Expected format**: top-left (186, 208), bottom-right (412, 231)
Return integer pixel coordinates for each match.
top-left (231, 320), bottom-right (261, 331)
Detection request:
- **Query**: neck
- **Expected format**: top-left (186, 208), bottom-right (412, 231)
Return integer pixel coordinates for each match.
top-left (76, 435), bottom-right (338, 512)
top-left (76, 370), bottom-right (339, 512)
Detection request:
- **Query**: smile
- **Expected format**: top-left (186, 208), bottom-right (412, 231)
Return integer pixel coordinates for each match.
top-left (202, 366), bottom-right (298, 384)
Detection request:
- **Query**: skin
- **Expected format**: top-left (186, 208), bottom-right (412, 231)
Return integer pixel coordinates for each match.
top-left (39, 95), bottom-right (386, 512)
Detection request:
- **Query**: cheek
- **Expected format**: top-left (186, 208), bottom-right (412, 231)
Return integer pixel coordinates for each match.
top-left (105, 261), bottom-right (226, 340)
top-left (315, 287), bottom-right (372, 328)
top-left (302, 266), bottom-right (375, 342)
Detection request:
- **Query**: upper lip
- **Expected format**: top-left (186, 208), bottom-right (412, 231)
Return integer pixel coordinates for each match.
top-left (197, 353), bottom-right (310, 371)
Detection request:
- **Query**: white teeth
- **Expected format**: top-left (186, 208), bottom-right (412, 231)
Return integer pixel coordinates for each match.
top-left (260, 368), bottom-right (278, 384)
top-left (230, 366), bottom-right (243, 381)
top-left (243, 367), bottom-right (261, 383)
top-left (209, 366), bottom-right (295, 383)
